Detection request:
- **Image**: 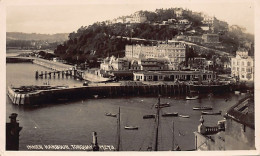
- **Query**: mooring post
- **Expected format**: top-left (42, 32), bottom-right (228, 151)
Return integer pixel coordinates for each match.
top-left (92, 131), bottom-right (99, 151)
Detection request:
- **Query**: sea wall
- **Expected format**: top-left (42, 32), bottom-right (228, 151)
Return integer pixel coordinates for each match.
top-left (7, 84), bottom-right (189, 105)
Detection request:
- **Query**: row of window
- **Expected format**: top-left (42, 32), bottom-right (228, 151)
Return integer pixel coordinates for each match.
top-left (136, 74), bottom-right (213, 80)
top-left (233, 60), bottom-right (252, 66)
top-left (233, 67), bottom-right (252, 73)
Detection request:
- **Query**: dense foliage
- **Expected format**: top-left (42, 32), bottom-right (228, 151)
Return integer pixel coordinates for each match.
top-left (54, 8), bottom-right (254, 67)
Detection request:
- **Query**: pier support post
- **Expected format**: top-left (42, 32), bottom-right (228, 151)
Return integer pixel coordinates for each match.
top-left (40, 71), bottom-right (43, 79)
top-left (35, 71), bottom-right (39, 79)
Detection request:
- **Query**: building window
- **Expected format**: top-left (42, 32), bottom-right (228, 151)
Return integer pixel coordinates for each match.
top-left (242, 68), bottom-right (245, 72)
top-left (237, 67), bottom-right (239, 71)
top-left (242, 61), bottom-right (244, 66)
top-left (247, 62), bottom-right (251, 66)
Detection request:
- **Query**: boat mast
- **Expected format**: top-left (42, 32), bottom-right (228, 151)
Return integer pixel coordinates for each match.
top-left (154, 95), bottom-right (160, 151)
top-left (172, 121), bottom-right (174, 151)
top-left (117, 107), bottom-right (121, 151)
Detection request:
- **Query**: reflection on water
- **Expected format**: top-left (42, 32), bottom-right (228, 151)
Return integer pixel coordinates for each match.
top-left (6, 63), bottom-right (243, 151)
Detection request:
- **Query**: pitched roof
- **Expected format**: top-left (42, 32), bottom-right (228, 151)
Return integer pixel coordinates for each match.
top-left (225, 96), bottom-right (254, 129)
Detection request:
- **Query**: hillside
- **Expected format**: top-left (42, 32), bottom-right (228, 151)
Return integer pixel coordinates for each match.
top-left (54, 8), bottom-right (254, 67)
top-left (7, 32), bottom-right (69, 43)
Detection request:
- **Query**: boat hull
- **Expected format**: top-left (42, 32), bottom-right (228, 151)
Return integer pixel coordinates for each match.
top-left (193, 107), bottom-right (213, 110)
top-left (201, 111), bottom-right (221, 115)
top-left (143, 115), bottom-right (156, 119)
top-left (162, 113), bottom-right (178, 117)
top-left (124, 126), bottom-right (138, 130)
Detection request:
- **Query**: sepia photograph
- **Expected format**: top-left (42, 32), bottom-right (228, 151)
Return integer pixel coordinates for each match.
top-left (2, 0), bottom-right (259, 155)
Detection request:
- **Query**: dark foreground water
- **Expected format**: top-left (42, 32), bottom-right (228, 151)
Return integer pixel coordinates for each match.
top-left (6, 63), bottom-right (244, 151)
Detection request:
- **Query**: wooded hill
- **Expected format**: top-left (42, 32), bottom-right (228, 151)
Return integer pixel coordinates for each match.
top-left (54, 8), bottom-right (254, 67)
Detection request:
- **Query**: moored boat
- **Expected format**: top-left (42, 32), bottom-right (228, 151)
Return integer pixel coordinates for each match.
top-left (105, 113), bottom-right (117, 117)
top-left (143, 114), bottom-right (156, 119)
top-left (162, 112), bottom-right (178, 117)
top-left (179, 115), bottom-right (190, 118)
top-left (124, 126), bottom-right (138, 130)
top-left (193, 106), bottom-right (213, 110)
top-left (186, 95), bottom-right (199, 100)
top-left (155, 103), bottom-right (170, 108)
top-left (201, 111), bottom-right (221, 115)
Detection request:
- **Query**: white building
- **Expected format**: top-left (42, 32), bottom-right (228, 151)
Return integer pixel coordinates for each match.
top-left (231, 50), bottom-right (254, 82)
top-left (125, 42), bottom-right (186, 70)
top-left (179, 19), bottom-right (190, 25)
top-left (100, 56), bottom-right (129, 71)
top-left (174, 8), bottom-right (184, 18)
top-left (133, 70), bottom-right (215, 81)
top-left (131, 11), bottom-right (147, 23)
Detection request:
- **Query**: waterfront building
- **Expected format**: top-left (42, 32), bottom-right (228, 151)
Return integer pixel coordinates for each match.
top-left (188, 57), bottom-right (207, 69)
top-left (100, 56), bottom-right (129, 71)
top-left (202, 33), bottom-right (219, 43)
top-left (231, 50), bottom-right (254, 82)
top-left (194, 96), bottom-right (255, 150)
top-left (133, 70), bottom-right (214, 81)
top-left (125, 42), bottom-right (186, 70)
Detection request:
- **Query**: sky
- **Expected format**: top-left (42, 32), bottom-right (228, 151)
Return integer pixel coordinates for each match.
top-left (4, 0), bottom-right (256, 34)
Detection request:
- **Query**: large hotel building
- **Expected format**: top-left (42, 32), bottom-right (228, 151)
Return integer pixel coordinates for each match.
top-left (125, 42), bottom-right (186, 70)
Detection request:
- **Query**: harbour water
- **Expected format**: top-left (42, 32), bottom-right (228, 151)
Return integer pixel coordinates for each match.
top-left (6, 62), bottom-right (244, 151)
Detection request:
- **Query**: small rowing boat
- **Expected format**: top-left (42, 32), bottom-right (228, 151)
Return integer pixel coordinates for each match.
top-left (105, 113), bottom-right (117, 117)
top-left (162, 112), bottom-right (178, 117)
top-left (124, 126), bottom-right (138, 130)
top-left (179, 115), bottom-right (190, 118)
top-left (193, 106), bottom-right (213, 110)
top-left (186, 95), bottom-right (199, 100)
top-left (143, 114), bottom-right (156, 119)
top-left (155, 103), bottom-right (170, 108)
top-left (201, 111), bottom-right (221, 115)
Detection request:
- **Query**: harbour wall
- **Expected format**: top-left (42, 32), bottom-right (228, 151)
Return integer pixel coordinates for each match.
top-left (8, 84), bottom-right (190, 105)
